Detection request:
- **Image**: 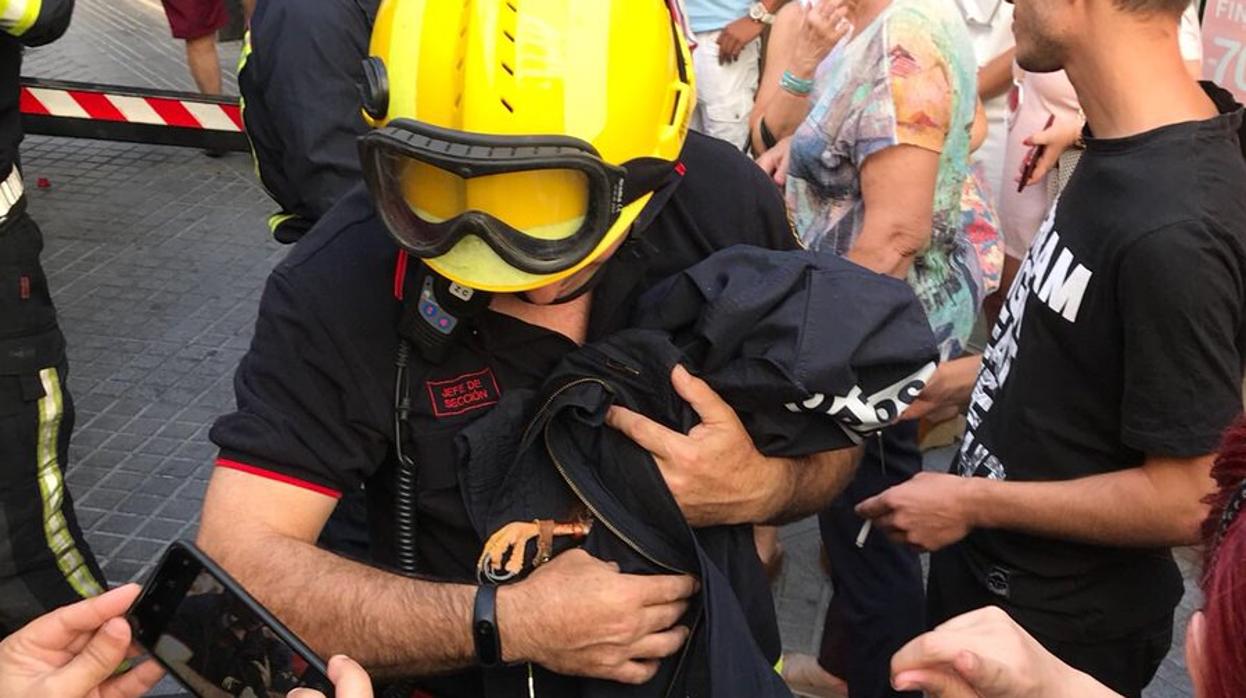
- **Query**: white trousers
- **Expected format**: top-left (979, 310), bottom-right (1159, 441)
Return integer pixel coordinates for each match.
top-left (689, 29), bottom-right (761, 151)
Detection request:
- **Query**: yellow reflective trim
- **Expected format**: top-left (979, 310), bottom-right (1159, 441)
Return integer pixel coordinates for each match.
top-left (236, 28), bottom-right (252, 74)
top-left (36, 368), bottom-right (104, 599)
top-left (267, 212), bottom-right (298, 233)
top-left (14, 0), bottom-right (37, 34)
top-left (1, 0), bottom-right (40, 35)
top-left (774, 655), bottom-right (784, 675)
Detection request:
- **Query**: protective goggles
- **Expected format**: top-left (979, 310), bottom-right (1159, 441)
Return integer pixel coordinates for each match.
top-left (360, 119), bottom-right (677, 275)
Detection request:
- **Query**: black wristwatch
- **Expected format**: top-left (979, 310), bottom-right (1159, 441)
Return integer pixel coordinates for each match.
top-left (473, 584), bottom-right (503, 668)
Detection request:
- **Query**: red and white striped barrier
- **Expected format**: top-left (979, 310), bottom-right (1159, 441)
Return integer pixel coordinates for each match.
top-left (19, 77), bottom-right (249, 152)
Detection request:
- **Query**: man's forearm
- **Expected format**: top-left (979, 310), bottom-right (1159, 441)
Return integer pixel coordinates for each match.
top-left (200, 529), bottom-right (477, 678)
top-left (967, 462), bottom-right (1211, 547)
top-left (765, 448), bottom-right (860, 524)
top-left (978, 48), bottom-right (1015, 101)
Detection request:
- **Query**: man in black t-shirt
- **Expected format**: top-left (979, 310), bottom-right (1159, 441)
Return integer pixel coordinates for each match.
top-left (856, 0), bottom-right (1246, 695)
top-left (198, 3), bottom-right (858, 696)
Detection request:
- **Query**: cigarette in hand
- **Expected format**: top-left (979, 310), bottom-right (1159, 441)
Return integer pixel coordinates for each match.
top-left (855, 520), bottom-right (871, 548)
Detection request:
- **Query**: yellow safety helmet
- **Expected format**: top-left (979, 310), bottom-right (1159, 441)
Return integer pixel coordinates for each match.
top-left (358, 0), bottom-right (695, 293)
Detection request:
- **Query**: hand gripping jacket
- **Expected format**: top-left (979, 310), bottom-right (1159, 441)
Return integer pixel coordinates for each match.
top-left (457, 247), bottom-right (940, 697)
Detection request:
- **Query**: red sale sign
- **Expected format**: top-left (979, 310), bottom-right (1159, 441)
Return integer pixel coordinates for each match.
top-left (1203, 0), bottom-right (1246, 102)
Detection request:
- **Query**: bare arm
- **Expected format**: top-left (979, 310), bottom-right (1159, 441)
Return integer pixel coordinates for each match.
top-left (970, 98), bottom-right (989, 153)
top-left (196, 468), bottom-right (477, 677)
top-left (859, 452), bottom-right (1215, 551)
top-left (198, 468), bottom-right (697, 684)
top-left (850, 144), bottom-right (940, 278)
top-left (969, 453), bottom-right (1214, 547)
top-left (977, 47), bottom-right (1015, 101)
top-left (750, 4), bottom-right (808, 154)
top-left (763, 448), bottom-right (861, 524)
top-left (749, 1), bottom-right (853, 153)
top-left (901, 355), bottom-right (981, 421)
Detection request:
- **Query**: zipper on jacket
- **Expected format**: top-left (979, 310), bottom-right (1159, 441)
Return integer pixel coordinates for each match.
top-left (537, 378), bottom-right (691, 576)
top-left (662, 606), bottom-right (704, 698)
top-left (522, 376), bottom-right (701, 697)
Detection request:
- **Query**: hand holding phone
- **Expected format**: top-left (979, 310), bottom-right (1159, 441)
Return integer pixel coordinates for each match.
top-left (127, 541), bottom-right (334, 698)
top-left (288, 656), bottom-right (373, 698)
top-left (1017, 114), bottom-right (1056, 193)
top-left (0, 584), bottom-right (164, 698)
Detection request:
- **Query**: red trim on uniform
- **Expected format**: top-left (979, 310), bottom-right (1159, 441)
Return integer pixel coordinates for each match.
top-left (69, 91), bottom-right (126, 122)
top-left (221, 103), bottom-right (244, 130)
top-left (215, 458), bottom-right (342, 499)
top-left (146, 97), bottom-right (201, 128)
top-left (19, 87), bottom-right (49, 116)
top-left (394, 249), bottom-right (409, 300)
top-left (674, 161), bottom-right (686, 176)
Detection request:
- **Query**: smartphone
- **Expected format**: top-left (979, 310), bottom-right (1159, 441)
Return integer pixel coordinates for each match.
top-left (127, 541), bottom-right (335, 698)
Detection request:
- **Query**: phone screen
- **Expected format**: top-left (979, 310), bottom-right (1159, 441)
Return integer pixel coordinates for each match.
top-left (131, 545), bottom-right (332, 698)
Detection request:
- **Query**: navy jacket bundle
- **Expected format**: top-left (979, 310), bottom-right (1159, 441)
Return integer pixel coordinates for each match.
top-left (458, 247), bottom-right (939, 697)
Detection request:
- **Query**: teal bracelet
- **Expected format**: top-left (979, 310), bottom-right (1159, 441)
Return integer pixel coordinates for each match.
top-left (780, 70), bottom-right (815, 96)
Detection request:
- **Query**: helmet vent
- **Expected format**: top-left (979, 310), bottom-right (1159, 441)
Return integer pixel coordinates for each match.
top-left (501, 62), bottom-right (514, 76)
top-left (503, 29), bottom-right (516, 43)
top-left (668, 88), bottom-right (683, 126)
top-left (500, 98), bottom-right (515, 113)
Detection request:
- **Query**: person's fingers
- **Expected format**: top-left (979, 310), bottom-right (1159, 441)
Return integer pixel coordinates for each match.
top-left (891, 630), bottom-right (984, 678)
top-left (1026, 124), bottom-right (1059, 146)
top-left (828, 6), bottom-right (850, 33)
top-left (287, 690), bottom-right (327, 698)
top-left (774, 162), bottom-right (788, 187)
top-left (613, 659), bottom-right (662, 685)
top-left (633, 572), bottom-right (698, 606)
top-left (24, 584), bottom-right (143, 650)
top-left (854, 492), bottom-right (894, 519)
top-left (327, 655), bottom-right (374, 698)
top-left (716, 33), bottom-right (735, 64)
top-left (891, 667), bottom-right (978, 697)
top-left (638, 600), bottom-right (691, 635)
top-left (605, 406), bottom-right (677, 460)
top-left (1028, 144), bottom-right (1061, 184)
top-left (899, 398), bottom-right (933, 421)
top-left (98, 658), bottom-right (166, 698)
top-left (755, 150), bottom-right (777, 175)
top-left (933, 605), bottom-right (1009, 633)
top-left (670, 365), bottom-right (736, 426)
top-left (47, 616), bottom-right (133, 698)
top-left (719, 33), bottom-right (741, 63)
top-left (628, 625), bottom-right (691, 660)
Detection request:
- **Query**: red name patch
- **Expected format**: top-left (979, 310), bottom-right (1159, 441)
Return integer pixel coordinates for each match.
top-left (426, 367), bottom-right (501, 418)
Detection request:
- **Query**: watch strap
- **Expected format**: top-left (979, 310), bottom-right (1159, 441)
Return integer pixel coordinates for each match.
top-left (749, 1), bottom-right (776, 24)
top-left (473, 584), bottom-right (503, 668)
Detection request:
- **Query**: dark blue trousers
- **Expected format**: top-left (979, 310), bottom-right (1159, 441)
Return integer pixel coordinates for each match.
top-left (817, 421), bottom-right (923, 698)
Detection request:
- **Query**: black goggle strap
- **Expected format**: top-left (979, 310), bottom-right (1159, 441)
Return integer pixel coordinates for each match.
top-left (1215, 478), bottom-right (1246, 546)
top-left (617, 157), bottom-right (678, 212)
top-left (526, 159), bottom-right (685, 306)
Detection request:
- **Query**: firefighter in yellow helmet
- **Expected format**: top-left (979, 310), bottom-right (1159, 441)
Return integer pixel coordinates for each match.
top-left (199, 1), bottom-right (852, 695)
top-left (359, 0), bottom-right (695, 295)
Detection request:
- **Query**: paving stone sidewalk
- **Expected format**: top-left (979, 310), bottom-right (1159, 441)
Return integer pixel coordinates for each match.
top-left (15, 0), bottom-right (1197, 695)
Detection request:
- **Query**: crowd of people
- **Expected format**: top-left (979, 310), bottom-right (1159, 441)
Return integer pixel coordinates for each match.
top-left (1, 0), bottom-right (1245, 697)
